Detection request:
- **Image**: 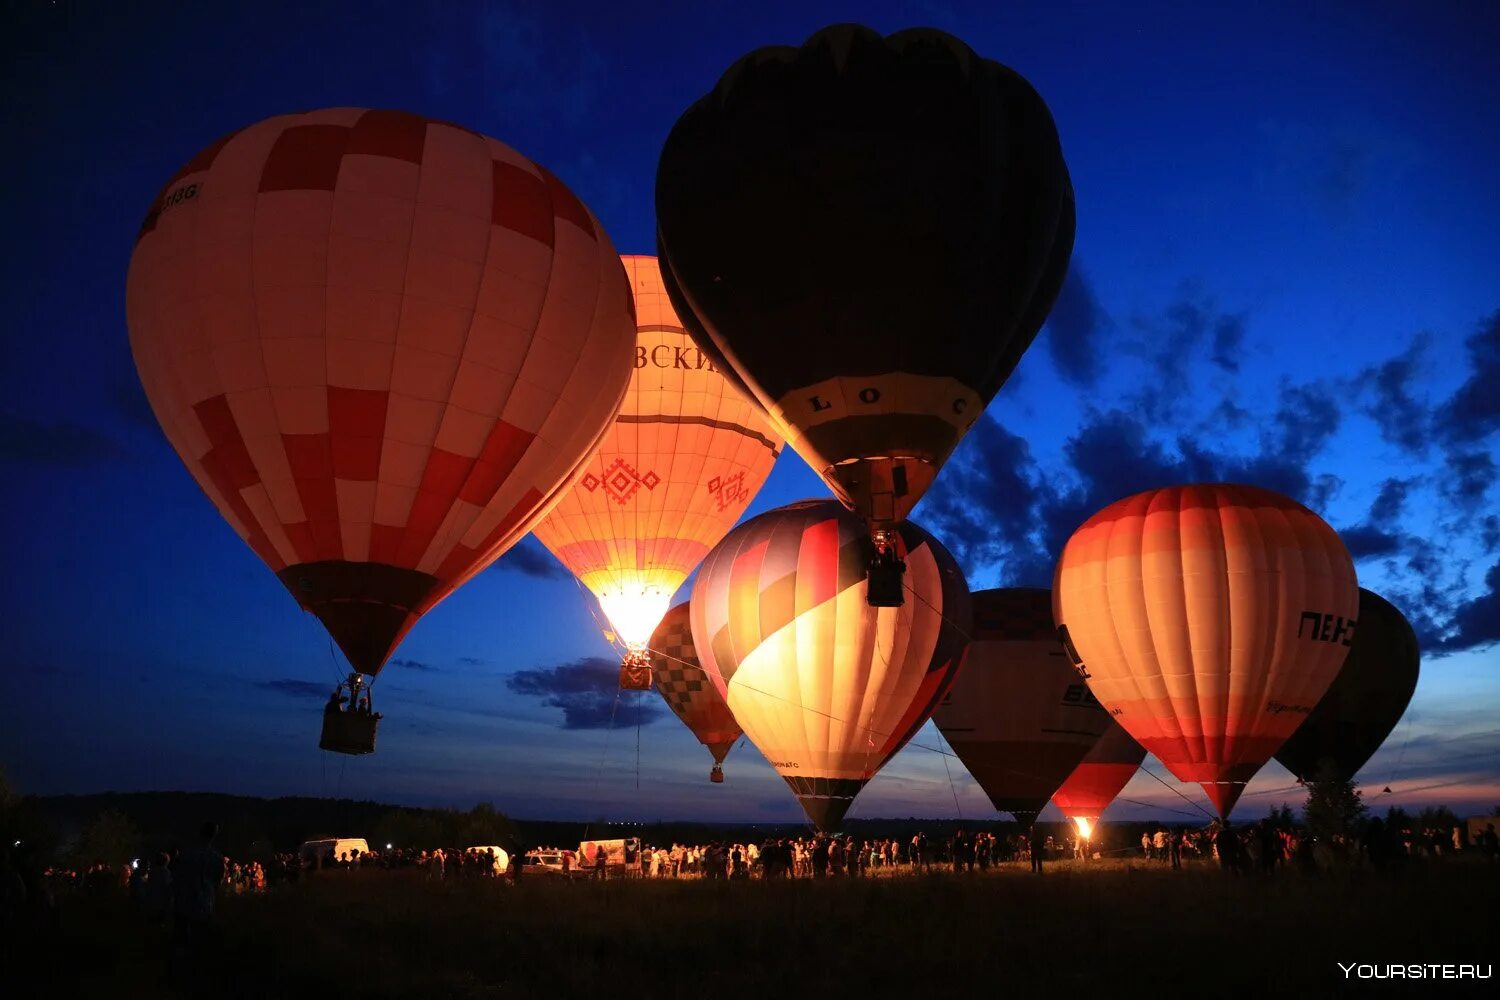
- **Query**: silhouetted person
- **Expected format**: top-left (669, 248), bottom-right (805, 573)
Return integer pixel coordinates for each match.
top-left (1215, 822), bottom-right (1239, 874)
top-left (1029, 826), bottom-right (1045, 873)
top-left (1169, 831), bottom-right (1182, 870)
top-left (172, 822), bottom-right (225, 976)
top-left (325, 689), bottom-right (346, 714)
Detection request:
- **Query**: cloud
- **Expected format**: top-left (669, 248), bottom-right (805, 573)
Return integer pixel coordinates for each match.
top-left (1436, 310), bottom-right (1500, 445)
top-left (1342, 525), bottom-right (1403, 561)
top-left (1369, 478), bottom-right (1413, 527)
top-left (922, 376), bottom-right (1348, 589)
top-left (1431, 559), bottom-right (1500, 655)
top-left (1339, 477), bottom-right (1416, 562)
top-left (389, 658), bottom-right (437, 672)
top-left (917, 414), bottom-right (1054, 586)
top-left (1317, 138), bottom-right (1369, 210)
top-left (1359, 336), bottom-right (1430, 454)
top-left (1210, 313), bottom-right (1245, 373)
top-left (256, 678), bottom-right (329, 699)
top-left (110, 379), bottom-right (158, 429)
top-left (1124, 289), bottom-right (1250, 420)
top-left (496, 537), bottom-right (567, 580)
top-left (1442, 450), bottom-right (1496, 512)
top-left (0, 412), bottom-right (122, 464)
top-left (505, 657), bottom-right (663, 730)
top-left (1043, 265), bottom-right (1109, 387)
top-left (458, 656), bottom-right (487, 667)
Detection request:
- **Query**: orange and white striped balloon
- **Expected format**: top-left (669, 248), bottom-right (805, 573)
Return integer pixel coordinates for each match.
top-left (532, 256), bottom-right (782, 655)
top-left (127, 109), bottom-right (635, 675)
top-left (1053, 484), bottom-right (1358, 817)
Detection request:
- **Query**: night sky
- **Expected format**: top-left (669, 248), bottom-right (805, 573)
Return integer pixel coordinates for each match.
top-left (3, 0), bottom-right (1497, 825)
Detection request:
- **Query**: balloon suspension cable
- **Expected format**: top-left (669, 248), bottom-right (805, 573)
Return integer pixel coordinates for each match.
top-left (1380, 707), bottom-right (1418, 794)
top-left (1137, 763), bottom-right (1216, 819)
top-left (326, 638), bottom-right (347, 688)
top-left (936, 728), bottom-right (964, 820)
top-left (571, 575), bottom-right (631, 659)
top-left (581, 685), bottom-right (624, 846)
top-left (635, 691), bottom-right (643, 792)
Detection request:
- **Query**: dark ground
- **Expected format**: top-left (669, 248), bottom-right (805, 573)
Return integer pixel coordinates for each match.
top-left (19, 857), bottom-right (1498, 998)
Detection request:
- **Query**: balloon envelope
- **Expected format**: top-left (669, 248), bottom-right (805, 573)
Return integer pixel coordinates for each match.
top-left (934, 588), bottom-right (1111, 823)
top-left (533, 255), bottom-right (781, 651)
top-left (656, 25), bottom-right (1074, 528)
top-left (1275, 588), bottom-right (1419, 782)
top-left (690, 499), bottom-right (971, 829)
top-left (1051, 718), bottom-right (1146, 831)
top-left (1053, 484), bottom-right (1358, 817)
top-left (648, 601), bottom-right (743, 776)
top-left (127, 109), bottom-right (635, 675)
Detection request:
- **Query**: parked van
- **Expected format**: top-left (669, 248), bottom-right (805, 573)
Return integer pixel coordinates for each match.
top-left (465, 845), bottom-right (510, 873)
top-left (299, 838), bottom-right (371, 866)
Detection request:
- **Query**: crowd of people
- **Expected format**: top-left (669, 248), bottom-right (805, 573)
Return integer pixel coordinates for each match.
top-left (544, 828), bottom-right (1093, 880)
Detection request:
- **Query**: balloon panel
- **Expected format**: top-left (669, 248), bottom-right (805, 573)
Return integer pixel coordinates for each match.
top-left (1054, 484), bottom-right (1358, 801)
top-left (1051, 720), bottom-right (1146, 822)
top-left (656, 25), bottom-right (1074, 526)
top-left (934, 588), bottom-right (1111, 817)
top-left (690, 499), bottom-right (970, 827)
top-left (533, 256), bottom-right (781, 648)
top-left (127, 109), bottom-right (635, 672)
top-left (1275, 588), bottom-right (1420, 782)
top-left (648, 602), bottom-right (742, 755)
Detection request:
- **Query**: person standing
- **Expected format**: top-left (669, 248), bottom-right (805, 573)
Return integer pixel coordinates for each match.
top-left (171, 822), bottom-right (226, 972)
top-left (1028, 825), bottom-right (1045, 874)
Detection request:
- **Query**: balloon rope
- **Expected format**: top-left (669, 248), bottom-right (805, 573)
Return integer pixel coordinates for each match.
top-left (635, 691), bottom-right (642, 792)
top-left (1380, 709), bottom-right (1417, 792)
top-left (572, 576), bottom-right (630, 657)
top-left (1137, 763), bottom-right (1216, 819)
top-left (581, 686), bottom-right (624, 845)
top-left (1114, 796), bottom-right (1214, 820)
top-left (326, 638), bottom-right (346, 687)
top-left (936, 728), bottom-right (964, 820)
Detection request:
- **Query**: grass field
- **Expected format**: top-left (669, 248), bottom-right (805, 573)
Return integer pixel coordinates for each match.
top-left (28, 858), bottom-right (1498, 997)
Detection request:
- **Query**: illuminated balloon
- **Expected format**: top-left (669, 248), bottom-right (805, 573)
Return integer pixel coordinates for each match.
top-left (690, 499), bottom-right (970, 829)
top-left (933, 588), bottom-right (1111, 825)
top-left (648, 602), bottom-right (743, 782)
top-left (1051, 718), bottom-right (1146, 838)
top-left (656, 24), bottom-right (1074, 533)
top-left (127, 109), bottom-right (634, 678)
top-left (1275, 588), bottom-right (1419, 782)
top-left (533, 256), bottom-right (782, 681)
top-left (1054, 484), bottom-right (1358, 817)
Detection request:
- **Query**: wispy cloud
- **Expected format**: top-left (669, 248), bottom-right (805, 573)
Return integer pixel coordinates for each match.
top-left (506, 657), bottom-right (662, 730)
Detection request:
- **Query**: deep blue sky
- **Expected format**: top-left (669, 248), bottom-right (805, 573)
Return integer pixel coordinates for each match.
top-left (3, 0), bottom-right (1497, 825)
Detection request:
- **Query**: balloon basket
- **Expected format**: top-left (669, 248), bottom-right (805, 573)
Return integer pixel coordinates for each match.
top-left (865, 536), bottom-right (907, 607)
top-left (320, 711), bottom-right (378, 755)
top-left (619, 652), bottom-right (652, 691)
top-left (710, 764), bottom-right (724, 784)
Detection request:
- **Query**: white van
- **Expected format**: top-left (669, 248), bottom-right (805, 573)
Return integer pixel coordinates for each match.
top-left (299, 838), bottom-right (371, 866)
top-left (465, 845), bottom-right (510, 873)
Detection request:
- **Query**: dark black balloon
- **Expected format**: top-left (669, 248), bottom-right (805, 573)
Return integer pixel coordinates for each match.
top-left (1275, 588), bottom-right (1420, 782)
top-left (656, 24), bottom-right (1075, 528)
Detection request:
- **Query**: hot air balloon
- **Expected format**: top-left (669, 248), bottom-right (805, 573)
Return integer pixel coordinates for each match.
top-left (532, 255), bottom-right (782, 687)
top-left (1051, 718), bottom-right (1146, 841)
top-left (647, 601), bottom-right (743, 782)
top-left (1053, 484), bottom-right (1359, 817)
top-left (656, 25), bottom-right (1074, 604)
top-left (933, 588), bottom-right (1111, 826)
top-left (690, 499), bottom-right (971, 829)
top-left (127, 109), bottom-right (635, 751)
top-left (1275, 588), bottom-right (1419, 783)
